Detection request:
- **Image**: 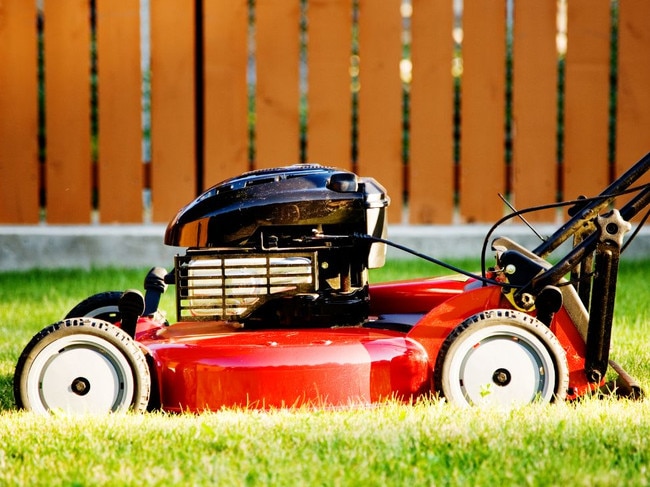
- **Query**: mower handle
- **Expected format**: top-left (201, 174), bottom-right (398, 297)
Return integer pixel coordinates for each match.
top-left (533, 151), bottom-right (650, 257)
top-left (524, 180), bottom-right (650, 295)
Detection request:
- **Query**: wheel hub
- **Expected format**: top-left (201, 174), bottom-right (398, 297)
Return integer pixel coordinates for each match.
top-left (492, 368), bottom-right (512, 387)
top-left (71, 377), bottom-right (91, 396)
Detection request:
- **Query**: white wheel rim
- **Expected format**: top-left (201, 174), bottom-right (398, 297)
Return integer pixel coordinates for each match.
top-left (25, 334), bottom-right (135, 414)
top-left (445, 324), bottom-right (557, 407)
top-left (83, 305), bottom-right (119, 320)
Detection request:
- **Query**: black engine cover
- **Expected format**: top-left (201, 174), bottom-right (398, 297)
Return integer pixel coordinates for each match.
top-left (164, 164), bottom-right (389, 260)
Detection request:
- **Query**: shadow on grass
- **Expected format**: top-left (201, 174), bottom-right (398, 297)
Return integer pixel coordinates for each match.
top-left (0, 373), bottom-right (16, 411)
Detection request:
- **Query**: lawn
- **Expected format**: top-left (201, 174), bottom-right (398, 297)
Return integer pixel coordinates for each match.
top-left (0, 260), bottom-right (649, 486)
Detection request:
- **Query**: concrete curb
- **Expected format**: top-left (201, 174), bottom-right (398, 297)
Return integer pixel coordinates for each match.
top-left (1, 224), bottom-right (649, 271)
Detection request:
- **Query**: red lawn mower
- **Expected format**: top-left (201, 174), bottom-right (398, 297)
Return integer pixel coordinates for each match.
top-left (14, 154), bottom-right (650, 413)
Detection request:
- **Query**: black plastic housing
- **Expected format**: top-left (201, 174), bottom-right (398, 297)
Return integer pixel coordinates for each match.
top-left (164, 164), bottom-right (389, 267)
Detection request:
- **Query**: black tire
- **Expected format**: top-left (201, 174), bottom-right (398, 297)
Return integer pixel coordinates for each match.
top-left (434, 309), bottom-right (569, 407)
top-left (14, 318), bottom-right (150, 414)
top-left (65, 291), bottom-right (123, 324)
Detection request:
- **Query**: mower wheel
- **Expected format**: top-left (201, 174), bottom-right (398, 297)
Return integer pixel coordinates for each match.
top-left (14, 318), bottom-right (151, 414)
top-left (435, 309), bottom-right (568, 407)
top-left (65, 291), bottom-right (123, 324)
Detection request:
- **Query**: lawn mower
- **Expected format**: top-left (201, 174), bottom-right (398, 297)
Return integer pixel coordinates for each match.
top-left (13, 153), bottom-right (650, 414)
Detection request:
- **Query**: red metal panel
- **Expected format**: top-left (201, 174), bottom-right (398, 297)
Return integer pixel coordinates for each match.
top-left (141, 325), bottom-right (428, 411)
top-left (409, 0), bottom-right (455, 223)
top-left (97, 0), bottom-right (143, 222)
top-left (0, 0), bottom-right (39, 222)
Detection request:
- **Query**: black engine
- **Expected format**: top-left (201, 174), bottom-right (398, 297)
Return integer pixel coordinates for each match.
top-left (164, 164), bottom-right (389, 327)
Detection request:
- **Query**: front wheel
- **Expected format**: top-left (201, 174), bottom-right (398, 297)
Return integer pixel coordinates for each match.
top-left (65, 291), bottom-right (123, 324)
top-left (434, 309), bottom-right (569, 407)
top-left (14, 318), bottom-right (150, 414)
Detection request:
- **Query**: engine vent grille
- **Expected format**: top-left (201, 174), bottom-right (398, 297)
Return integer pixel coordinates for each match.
top-left (175, 251), bottom-right (318, 321)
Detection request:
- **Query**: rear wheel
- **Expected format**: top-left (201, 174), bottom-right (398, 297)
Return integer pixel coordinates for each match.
top-left (14, 318), bottom-right (150, 414)
top-left (435, 309), bottom-right (568, 407)
top-left (65, 291), bottom-right (123, 324)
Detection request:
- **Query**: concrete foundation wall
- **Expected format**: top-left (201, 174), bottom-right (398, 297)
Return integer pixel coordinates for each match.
top-left (1, 224), bottom-right (649, 271)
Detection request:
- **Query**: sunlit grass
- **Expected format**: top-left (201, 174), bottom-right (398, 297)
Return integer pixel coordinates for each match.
top-left (1, 399), bottom-right (650, 486)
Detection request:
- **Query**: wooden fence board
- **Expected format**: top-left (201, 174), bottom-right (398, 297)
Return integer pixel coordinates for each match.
top-left (44, 0), bottom-right (92, 223)
top-left (255, 0), bottom-right (301, 168)
top-left (203, 0), bottom-right (249, 188)
top-left (460, 1), bottom-right (507, 223)
top-left (563, 0), bottom-right (610, 201)
top-left (357, 0), bottom-right (403, 223)
top-left (307, 0), bottom-right (353, 169)
top-left (409, 0), bottom-right (455, 223)
top-left (511, 1), bottom-right (558, 221)
top-left (150, 0), bottom-right (196, 222)
top-left (97, 0), bottom-right (143, 222)
top-left (616, 0), bottom-right (650, 184)
top-left (0, 0), bottom-right (39, 222)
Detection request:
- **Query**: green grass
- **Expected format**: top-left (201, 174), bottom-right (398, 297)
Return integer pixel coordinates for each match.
top-left (0, 261), bottom-right (649, 486)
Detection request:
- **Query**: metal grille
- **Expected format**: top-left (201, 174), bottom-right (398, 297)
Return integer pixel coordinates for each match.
top-left (175, 251), bottom-right (317, 321)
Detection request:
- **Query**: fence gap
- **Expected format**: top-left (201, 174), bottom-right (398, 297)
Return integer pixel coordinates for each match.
top-left (401, 0), bottom-right (412, 213)
top-left (452, 4), bottom-right (462, 216)
top-left (350, 0), bottom-right (360, 174)
top-left (90, 0), bottom-right (99, 218)
top-left (504, 0), bottom-right (513, 202)
top-left (247, 0), bottom-right (256, 170)
top-left (141, 0), bottom-right (152, 222)
top-left (38, 11), bottom-right (46, 216)
top-left (557, 0), bottom-right (566, 203)
top-left (299, 0), bottom-right (308, 164)
top-left (194, 0), bottom-right (205, 195)
top-left (608, 1), bottom-right (618, 184)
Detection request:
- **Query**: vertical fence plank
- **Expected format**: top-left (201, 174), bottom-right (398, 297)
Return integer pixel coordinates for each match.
top-left (460, 1), bottom-right (507, 223)
top-left (97, 0), bottom-right (142, 222)
top-left (511, 1), bottom-right (557, 221)
top-left (307, 0), bottom-right (353, 169)
top-left (409, 0), bottom-right (454, 223)
top-left (616, 1), bottom-right (650, 179)
top-left (0, 0), bottom-right (39, 222)
top-left (357, 0), bottom-right (403, 223)
top-left (44, 0), bottom-right (92, 223)
top-left (203, 0), bottom-right (249, 187)
top-left (150, 0), bottom-right (196, 222)
top-left (563, 0), bottom-right (610, 201)
top-left (255, 0), bottom-right (301, 168)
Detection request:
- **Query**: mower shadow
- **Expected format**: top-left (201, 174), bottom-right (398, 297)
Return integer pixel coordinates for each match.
top-left (0, 373), bottom-right (15, 411)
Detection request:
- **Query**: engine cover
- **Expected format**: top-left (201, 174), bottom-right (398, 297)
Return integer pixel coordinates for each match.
top-left (164, 164), bottom-right (389, 267)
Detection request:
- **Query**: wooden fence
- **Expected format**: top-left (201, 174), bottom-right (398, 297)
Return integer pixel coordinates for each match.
top-left (1, 0), bottom-right (649, 226)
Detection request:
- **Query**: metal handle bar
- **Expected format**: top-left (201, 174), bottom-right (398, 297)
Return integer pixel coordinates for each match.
top-left (533, 151), bottom-right (650, 257)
